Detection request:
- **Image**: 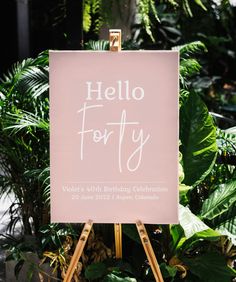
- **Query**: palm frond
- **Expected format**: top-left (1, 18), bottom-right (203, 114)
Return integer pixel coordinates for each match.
top-left (84, 40), bottom-right (109, 50)
top-left (0, 175), bottom-right (14, 197)
top-left (17, 66), bottom-right (49, 98)
top-left (23, 168), bottom-right (50, 205)
top-left (0, 51), bottom-right (50, 235)
top-left (4, 111), bottom-right (49, 134)
top-left (0, 58), bottom-right (35, 87)
top-left (42, 184), bottom-right (50, 206)
top-left (0, 138), bottom-right (26, 173)
top-left (33, 50), bottom-right (49, 66)
top-left (39, 167), bottom-right (50, 205)
top-left (0, 91), bottom-right (6, 111)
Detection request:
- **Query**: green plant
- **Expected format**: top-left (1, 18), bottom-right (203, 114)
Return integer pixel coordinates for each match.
top-left (1, 39), bottom-right (236, 281)
top-left (41, 227), bottom-right (113, 280)
top-left (81, 0), bottom-right (208, 49)
top-left (0, 51), bottom-right (50, 235)
top-left (84, 39), bottom-right (109, 50)
top-left (178, 0), bottom-right (236, 122)
top-left (145, 41), bottom-right (236, 280)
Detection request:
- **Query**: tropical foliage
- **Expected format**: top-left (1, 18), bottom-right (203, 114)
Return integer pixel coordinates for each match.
top-left (0, 52), bottom-right (49, 235)
top-left (0, 39), bottom-right (235, 281)
top-left (1, 0), bottom-right (236, 281)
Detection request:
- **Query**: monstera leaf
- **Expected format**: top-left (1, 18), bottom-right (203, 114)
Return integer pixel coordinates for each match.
top-left (200, 180), bottom-right (236, 221)
top-left (180, 92), bottom-right (217, 186)
top-left (200, 180), bottom-right (236, 243)
top-left (183, 252), bottom-right (236, 282)
top-left (85, 262), bottom-right (107, 280)
top-left (171, 205), bottom-right (220, 253)
top-left (179, 205), bottom-right (215, 239)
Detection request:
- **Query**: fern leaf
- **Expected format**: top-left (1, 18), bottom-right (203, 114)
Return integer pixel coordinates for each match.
top-left (150, 0), bottom-right (160, 22)
top-left (137, 0), bottom-right (159, 42)
top-left (180, 58), bottom-right (201, 81)
top-left (83, 0), bottom-right (92, 32)
top-left (83, 0), bottom-right (103, 34)
top-left (173, 41), bottom-right (207, 57)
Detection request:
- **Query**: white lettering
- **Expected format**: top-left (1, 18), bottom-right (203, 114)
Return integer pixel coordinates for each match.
top-left (86, 81), bottom-right (102, 100)
top-left (85, 80), bottom-right (145, 101)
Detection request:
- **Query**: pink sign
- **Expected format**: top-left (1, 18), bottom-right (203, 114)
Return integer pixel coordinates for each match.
top-left (50, 51), bottom-right (179, 224)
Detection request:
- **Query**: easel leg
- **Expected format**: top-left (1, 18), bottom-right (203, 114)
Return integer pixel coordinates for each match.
top-left (63, 220), bottom-right (93, 282)
top-left (136, 221), bottom-right (164, 282)
top-left (114, 223), bottom-right (122, 259)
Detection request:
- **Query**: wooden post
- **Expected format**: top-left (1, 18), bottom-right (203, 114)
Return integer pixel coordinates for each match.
top-left (63, 220), bottom-right (93, 282)
top-left (114, 223), bottom-right (122, 259)
top-left (136, 221), bottom-right (164, 282)
top-left (63, 30), bottom-right (164, 282)
top-left (109, 30), bottom-right (122, 260)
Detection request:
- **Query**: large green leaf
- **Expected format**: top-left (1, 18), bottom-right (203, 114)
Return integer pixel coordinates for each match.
top-left (180, 229), bottom-right (220, 253)
top-left (183, 252), bottom-right (236, 282)
top-left (180, 91), bottom-right (217, 186)
top-left (175, 205), bottom-right (220, 252)
top-left (179, 184), bottom-right (191, 205)
top-left (216, 226), bottom-right (236, 246)
top-left (200, 180), bottom-right (236, 221)
top-left (200, 181), bottom-right (236, 244)
top-left (179, 205), bottom-right (218, 239)
top-left (160, 263), bottom-right (177, 279)
top-left (170, 224), bottom-right (185, 252)
top-left (122, 224), bottom-right (140, 244)
top-left (85, 262), bottom-right (107, 280)
top-left (102, 273), bottom-right (136, 282)
top-left (212, 201), bottom-right (236, 231)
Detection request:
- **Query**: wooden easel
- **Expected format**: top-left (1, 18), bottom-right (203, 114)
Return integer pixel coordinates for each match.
top-left (63, 30), bottom-right (164, 282)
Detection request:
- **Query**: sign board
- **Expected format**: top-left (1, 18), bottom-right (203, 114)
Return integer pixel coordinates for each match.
top-left (50, 51), bottom-right (179, 224)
